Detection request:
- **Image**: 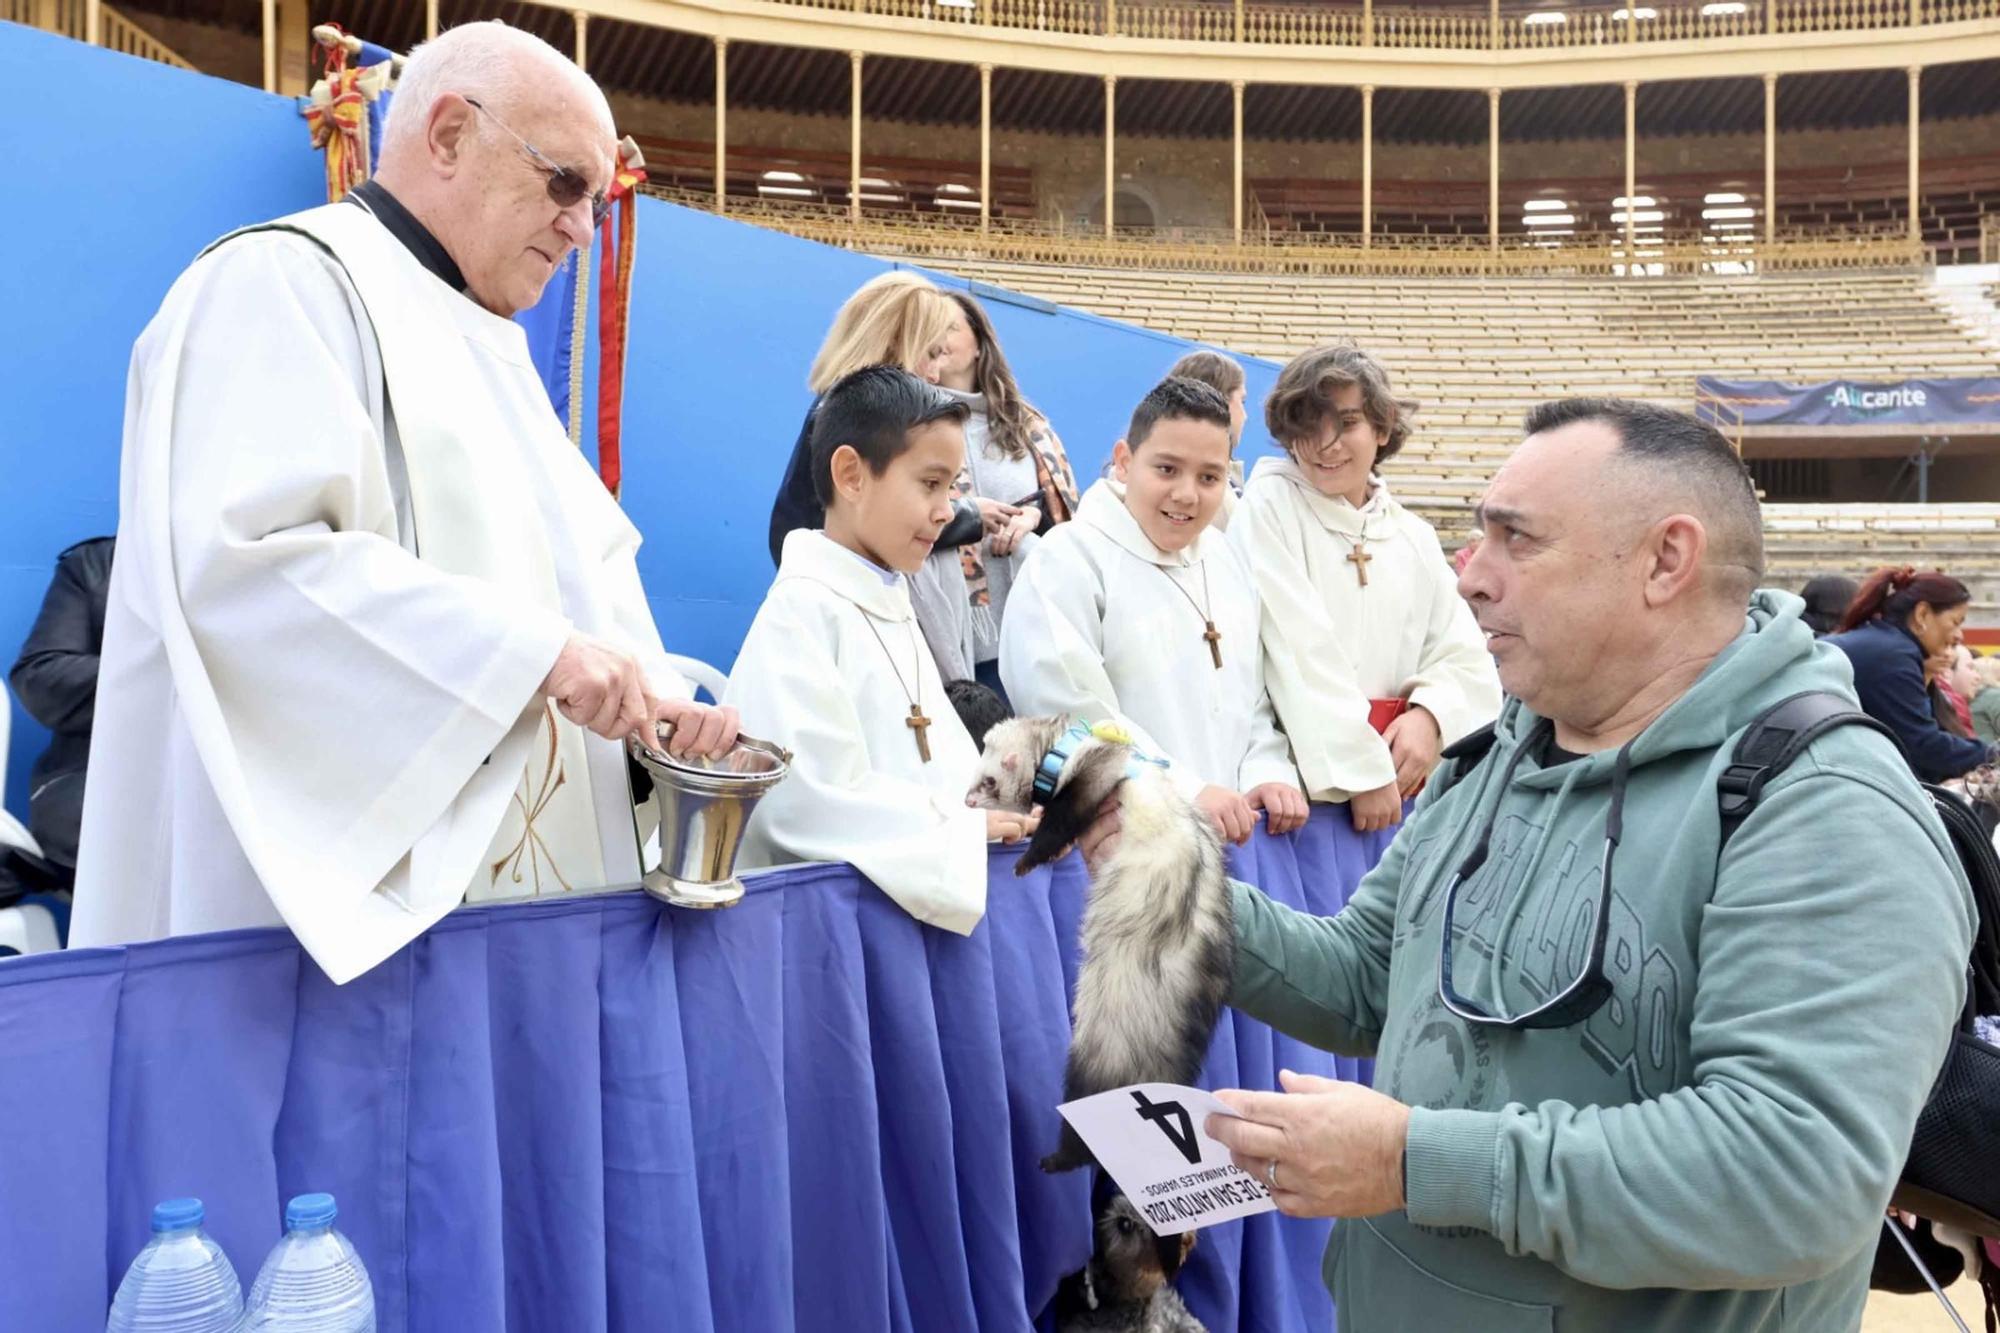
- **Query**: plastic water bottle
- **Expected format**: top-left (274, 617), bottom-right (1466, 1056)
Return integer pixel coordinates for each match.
top-left (242, 1193), bottom-right (375, 1332)
top-left (106, 1197), bottom-right (245, 1333)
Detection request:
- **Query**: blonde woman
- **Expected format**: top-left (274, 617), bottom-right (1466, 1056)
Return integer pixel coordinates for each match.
top-left (767, 271), bottom-right (1018, 566)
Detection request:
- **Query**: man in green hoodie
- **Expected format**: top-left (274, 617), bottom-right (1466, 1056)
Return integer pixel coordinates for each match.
top-left (1086, 398), bottom-right (1973, 1331)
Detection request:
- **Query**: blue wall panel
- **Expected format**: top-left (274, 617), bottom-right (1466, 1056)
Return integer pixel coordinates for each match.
top-left (0, 20), bottom-right (1275, 819)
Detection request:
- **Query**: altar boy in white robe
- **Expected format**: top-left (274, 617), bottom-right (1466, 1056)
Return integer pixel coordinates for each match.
top-left (726, 367), bottom-right (1036, 934)
top-left (1001, 377), bottom-right (1309, 845)
top-left (69, 22), bottom-right (739, 984)
top-left (1228, 342), bottom-right (1499, 845)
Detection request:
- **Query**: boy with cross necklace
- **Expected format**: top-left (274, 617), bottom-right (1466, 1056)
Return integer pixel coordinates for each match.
top-left (1227, 343), bottom-right (1499, 846)
top-left (1001, 377), bottom-right (1308, 846)
top-left (727, 366), bottom-right (1036, 935)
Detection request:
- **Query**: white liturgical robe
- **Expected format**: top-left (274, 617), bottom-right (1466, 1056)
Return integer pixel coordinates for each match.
top-left (1000, 480), bottom-right (1298, 799)
top-left (725, 530), bottom-right (990, 934)
top-left (1227, 457), bottom-right (1500, 802)
top-left (69, 204), bottom-right (687, 984)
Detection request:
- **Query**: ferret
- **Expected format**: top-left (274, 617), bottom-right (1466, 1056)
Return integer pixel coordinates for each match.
top-left (1053, 1181), bottom-right (1206, 1333)
top-left (967, 715), bottom-right (1233, 1173)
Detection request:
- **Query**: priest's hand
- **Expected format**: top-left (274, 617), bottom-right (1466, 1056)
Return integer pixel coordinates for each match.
top-left (652, 697), bottom-right (741, 760)
top-left (542, 633), bottom-right (654, 740)
top-left (1246, 782), bottom-right (1309, 835)
top-left (1207, 1070), bottom-right (1410, 1219)
top-left (1384, 705), bottom-right (1441, 797)
top-left (1196, 784), bottom-right (1256, 845)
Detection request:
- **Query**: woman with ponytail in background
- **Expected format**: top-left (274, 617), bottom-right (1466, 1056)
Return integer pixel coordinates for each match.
top-left (1826, 567), bottom-right (1999, 783)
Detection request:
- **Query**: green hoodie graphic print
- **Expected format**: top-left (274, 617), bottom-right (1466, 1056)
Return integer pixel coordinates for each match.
top-left (1230, 591), bottom-right (1974, 1332)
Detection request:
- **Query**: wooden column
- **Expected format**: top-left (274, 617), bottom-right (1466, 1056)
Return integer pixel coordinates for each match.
top-left (1361, 83), bottom-right (1375, 248)
top-left (1363, 0), bottom-right (1374, 44)
top-left (1624, 81), bottom-right (1638, 263)
top-left (84, 0), bottom-right (99, 44)
top-left (850, 52), bottom-right (864, 223)
top-left (715, 37), bottom-right (729, 213)
top-left (980, 63), bottom-right (993, 234)
top-left (1103, 75), bottom-right (1117, 240)
top-left (1105, 0), bottom-right (1116, 35)
top-left (1766, 0), bottom-right (1776, 32)
top-left (426, 0), bottom-right (438, 40)
top-left (1488, 87), bottom-right (1501, 255)
top-left (1907, 65), bottom-right (1922, 247)
top-left (1489, 0), bottom-right (1499, 48)
top-left (572, 10), bottom-right (588, 72)
top-left (1763, 72), bottom-right (1777, 246)
top-left (261, 0), bottom-right (276, 92)
top-left (1231, 79), bottom-right (1245, 243)
top-left (1233, 0), bottom-right (1243, 42)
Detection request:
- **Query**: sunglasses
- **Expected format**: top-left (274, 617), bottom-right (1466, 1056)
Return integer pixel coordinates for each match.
top-left (463, 96), bottom-right (610, 227)
top-left (1434, 721), bottom-right (1632, 1030)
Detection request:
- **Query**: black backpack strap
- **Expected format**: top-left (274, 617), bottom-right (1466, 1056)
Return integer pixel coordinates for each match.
top-left (1429, 722), bottom-right (1500, 801)
top-left (1718, 691), bottom-right (1903, 845)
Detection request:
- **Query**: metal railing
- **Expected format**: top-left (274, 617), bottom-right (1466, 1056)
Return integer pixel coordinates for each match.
top-left (643, 184), bottom-right (1932, 275)
top-left (5, 0), bottom-right (193, 68)
top-left (690, 0), bottom-right (1998, 48)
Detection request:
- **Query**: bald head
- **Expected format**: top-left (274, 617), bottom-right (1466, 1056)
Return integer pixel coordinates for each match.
top-left (374, 21), bottom-right (616, 317)
top-left (381, 22), bottom-right (612, 165)
top-left (1521, 397), bottom-right (1764, 606)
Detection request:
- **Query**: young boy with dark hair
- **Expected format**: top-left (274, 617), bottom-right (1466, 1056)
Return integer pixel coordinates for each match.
top-left (727, 366), bottom-right (1034, 933)
top-left (1001, 376), bottom-right (1308, 844)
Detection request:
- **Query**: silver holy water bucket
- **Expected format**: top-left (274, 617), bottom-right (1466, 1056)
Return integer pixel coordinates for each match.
top-left (627, 728), bottom-right (792, 909)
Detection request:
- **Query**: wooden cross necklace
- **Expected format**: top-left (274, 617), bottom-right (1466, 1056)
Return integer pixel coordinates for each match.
top-left (1158, 561), bottom-right (1224, 669)
top-left (860, 614), bottom-right (933, 762)
top-left (1336, 502), bottom-right (1388, 589)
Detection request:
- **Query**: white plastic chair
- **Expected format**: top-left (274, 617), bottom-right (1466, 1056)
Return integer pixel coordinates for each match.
top-left (664, 653), bottom-right (729, 705)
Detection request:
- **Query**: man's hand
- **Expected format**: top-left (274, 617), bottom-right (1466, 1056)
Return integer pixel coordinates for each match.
top-left (1208, 1070), bottom-right (1411, 1219)
top-left (1076, 794), bottom-right (1123, 874)
top-left (541, 633), bottom-right (654, 740)
top-left (651, 696), bottom-right (741, 760)
top-left (1349, 780), bottom-right (1404, 834)
top-left (1384, 705), bottom-right (1441, 797)
top-left (987, 808), bottom-right (1040, 843)
top-left (988, 505), bottom-right (1041, 558)
top-left (1246, 782), bottom-right (1309, 835)
top-left (1197, 784), bottom-right (1257, 845)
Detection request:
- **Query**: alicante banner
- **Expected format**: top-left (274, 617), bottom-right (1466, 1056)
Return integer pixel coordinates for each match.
top-left (1696, 377), bottom-right (2000, 430)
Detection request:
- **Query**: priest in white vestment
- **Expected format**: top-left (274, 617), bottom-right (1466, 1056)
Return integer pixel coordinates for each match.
top-left (69, 23), bottom-right (738, 983)
top-left (1228, 343), bottom-right (1499, 835)
top-left (725, 367), bottom-right (1034, 933)
top-left (1002, 378), bottom-right (1308, 844)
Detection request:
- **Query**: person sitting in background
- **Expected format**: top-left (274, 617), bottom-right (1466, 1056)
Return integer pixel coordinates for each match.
top-left (1825, 567), bottom-right (1997, 783)
top-left (1002, 376), bottom-right (1308, 844)
top-left (728, 367), bottom-right (1034, 935)
top-left (1797, 573), bottom-right (1859, 637)
top-left (1937, 642), bottom-right (1978, 739)
top-left (1972, 654), bottom-right (2000, 744)
top-left (7, 536), bottom-right (114, 883)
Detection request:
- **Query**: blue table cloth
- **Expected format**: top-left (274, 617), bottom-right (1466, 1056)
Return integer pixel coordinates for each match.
top-left (0, 808), bottom-right (1388, 1332)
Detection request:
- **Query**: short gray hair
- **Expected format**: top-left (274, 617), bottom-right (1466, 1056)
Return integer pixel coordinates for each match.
top-left (382, 21), bottom-right (606, 158)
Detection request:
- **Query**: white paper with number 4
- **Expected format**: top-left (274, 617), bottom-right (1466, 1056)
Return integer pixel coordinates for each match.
top-left (1057, 1082), bottom-right (1281, 1236)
